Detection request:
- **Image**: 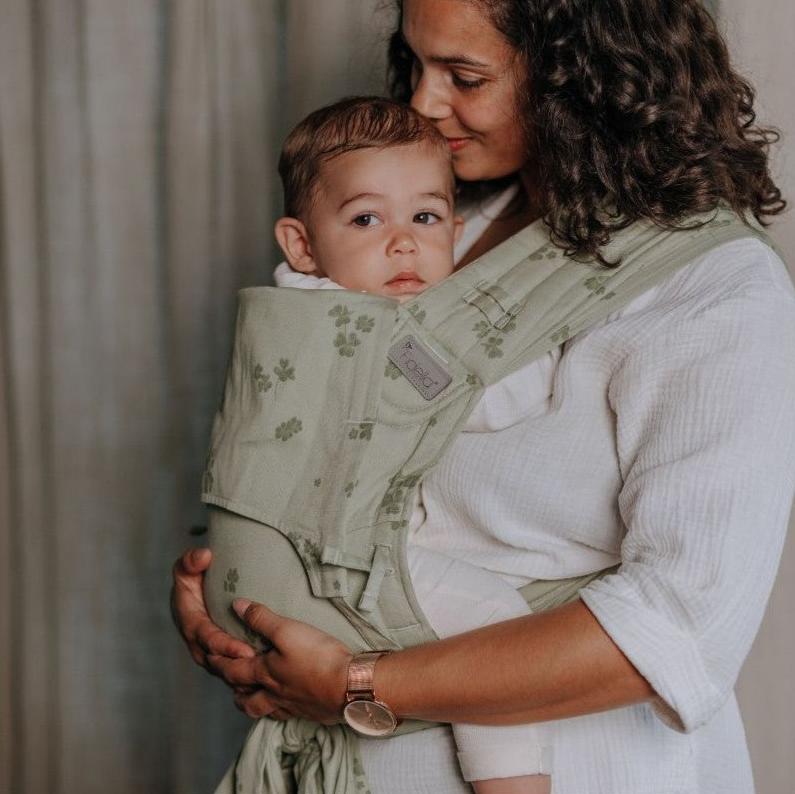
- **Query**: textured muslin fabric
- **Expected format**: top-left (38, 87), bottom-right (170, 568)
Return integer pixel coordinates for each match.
top-left (357, 233), bottom-right (795, 793)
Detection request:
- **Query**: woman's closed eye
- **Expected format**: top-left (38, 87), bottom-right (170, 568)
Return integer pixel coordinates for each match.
top-left (452, 72), bottom-right (486, 90)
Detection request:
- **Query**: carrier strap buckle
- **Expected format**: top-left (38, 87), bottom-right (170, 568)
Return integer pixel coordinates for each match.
top-left (463, 280), bottom-right (523, 330)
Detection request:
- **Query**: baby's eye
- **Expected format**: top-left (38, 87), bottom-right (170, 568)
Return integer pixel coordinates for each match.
top-left (352, 214), bottom-right (381, 227)
top-left (414, 212), bottom-right (441, 225)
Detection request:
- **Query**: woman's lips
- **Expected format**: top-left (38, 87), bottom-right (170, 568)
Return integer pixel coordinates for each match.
top-left (446, 137), bottom-right (471, 152)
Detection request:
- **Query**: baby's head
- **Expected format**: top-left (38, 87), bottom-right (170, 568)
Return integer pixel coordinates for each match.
top-left (275, 97), bottom-right (462, 301)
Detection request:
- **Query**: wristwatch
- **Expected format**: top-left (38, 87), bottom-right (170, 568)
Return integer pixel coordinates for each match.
top-left (342, 650), bottom-right (400, 737)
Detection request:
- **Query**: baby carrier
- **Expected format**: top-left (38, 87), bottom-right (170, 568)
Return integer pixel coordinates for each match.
top-left (201, 209), bottom-right (772, 794)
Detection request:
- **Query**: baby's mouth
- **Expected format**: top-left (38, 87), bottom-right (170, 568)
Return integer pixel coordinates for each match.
top-left (385, 271), bottom-right (426, 293)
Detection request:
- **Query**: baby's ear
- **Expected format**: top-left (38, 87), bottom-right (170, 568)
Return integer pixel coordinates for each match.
top-left (453, 215), bottom-right (465, 244)
top-left (274, 217), bottom-right (318, 274)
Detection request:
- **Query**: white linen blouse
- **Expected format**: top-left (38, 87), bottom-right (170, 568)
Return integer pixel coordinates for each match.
top-left (355, 192), bottom-right (795, 794)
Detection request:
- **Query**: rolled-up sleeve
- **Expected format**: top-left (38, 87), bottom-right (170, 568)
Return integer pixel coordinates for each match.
top-left (580, 245), bottom-right (795, 733)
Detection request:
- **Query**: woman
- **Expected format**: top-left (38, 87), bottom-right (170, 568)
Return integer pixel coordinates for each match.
top-left (172, 0), bottom-right (795, 791)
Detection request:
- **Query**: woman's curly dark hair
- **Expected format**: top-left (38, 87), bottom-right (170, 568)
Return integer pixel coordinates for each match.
top-left (389, 0), bottom-right (785, 265)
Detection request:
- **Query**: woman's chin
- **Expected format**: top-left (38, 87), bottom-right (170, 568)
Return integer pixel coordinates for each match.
top-left (452, 159), bottom-right (518, 184)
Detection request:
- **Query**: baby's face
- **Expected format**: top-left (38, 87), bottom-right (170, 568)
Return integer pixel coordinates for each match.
top-left (304, 143), bottom-right (460, 300)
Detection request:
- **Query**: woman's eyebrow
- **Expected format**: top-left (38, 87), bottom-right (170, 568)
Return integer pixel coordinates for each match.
top-left (430, 54), bottom-right (490, 69)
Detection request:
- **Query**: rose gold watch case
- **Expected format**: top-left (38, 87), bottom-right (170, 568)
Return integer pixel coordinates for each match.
top-left (343, 698), bottom-right (399, 737)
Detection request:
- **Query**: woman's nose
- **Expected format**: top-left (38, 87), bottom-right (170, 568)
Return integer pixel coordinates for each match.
top-left (410, 72), bottom-right (451, 122)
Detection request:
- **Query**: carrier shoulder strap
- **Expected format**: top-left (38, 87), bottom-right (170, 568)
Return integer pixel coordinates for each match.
top-left (405, 207), bottom-right (774, 388)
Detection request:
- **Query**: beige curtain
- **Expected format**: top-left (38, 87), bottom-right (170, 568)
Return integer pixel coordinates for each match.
top-left (716, 3), bottom-right (795, 793)
top-left (0, 1), bottom-right (393, 792)
top-left (2, 1), bottom-right (793, 793)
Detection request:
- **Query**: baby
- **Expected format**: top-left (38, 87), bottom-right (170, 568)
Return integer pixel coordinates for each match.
top-left (271, 96), bottom-right (551, 794)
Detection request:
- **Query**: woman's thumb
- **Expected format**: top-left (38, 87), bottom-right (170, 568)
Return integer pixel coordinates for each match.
top-left (232, 598), bottom-right (278, 636)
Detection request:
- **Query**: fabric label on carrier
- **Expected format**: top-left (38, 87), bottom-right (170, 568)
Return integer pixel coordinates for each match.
top-left (387, 335), bottom-right (452, 401)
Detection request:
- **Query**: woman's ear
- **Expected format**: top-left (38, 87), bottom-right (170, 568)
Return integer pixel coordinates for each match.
top-left (274, 217), bottom-right (319, 274)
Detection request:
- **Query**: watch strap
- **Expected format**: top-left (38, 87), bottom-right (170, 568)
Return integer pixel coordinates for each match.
top-left (346, 650), bottom-right (391, 702)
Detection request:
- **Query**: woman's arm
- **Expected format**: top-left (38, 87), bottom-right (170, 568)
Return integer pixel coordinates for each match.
top-left (212, 596), bottom-right (653, 724)
top-left (378, 600), bottom-right (653, 724)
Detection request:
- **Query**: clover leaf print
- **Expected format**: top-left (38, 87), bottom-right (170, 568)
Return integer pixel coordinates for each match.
top-left (385, 360), bottom-right (402, 380)
top-left (482, 336), bottom-right (504, 359)
top-left (408, 305), bottom-right (426, 325)
top-left (348, 422), bottom-right (374, 441)
top-left (223, 568), bottom-right (239, 594)
top-left (286, 532), bottom-right (322, 566)
top-left (584, 275), bottom-right (607, 296)
top-left (329, 304), bottom-right (353, 327)
top-left (275, 417), bottom-right (303, 441)
top-left (380, 472), bottom-right (421, 515)
top-left (253, 364), bottom-right (272, 394)
top-left (334, 331), bottom-right (360, 358)
top-left (274, 358), bottom-right (295, 383)
top-left (584, 275), bottom-right (616, 301)
top-left (353, 755), bottom-right (372, 794)
top-left (473, 320), bottom-right (490, 340)
top-left (528, 244), bottom-right (558, 262)
top-left (355, 315), bottom-right (375, 333)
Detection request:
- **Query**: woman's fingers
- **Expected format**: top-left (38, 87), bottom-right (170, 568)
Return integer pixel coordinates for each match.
top-left (211, 598), bottom-right (353, 723)
top-left (232, 598), bottom-right (283, 642)
top-left (181, 546), bottom-right (212, 575)
top-left (233, 688), bottom-right (288, 720)
top-left (171, 548), bottom-right (257, 667)
top-left (207, 654), bottom-right (278, 690)
top-left (196, 619), bottom-right (256, 660)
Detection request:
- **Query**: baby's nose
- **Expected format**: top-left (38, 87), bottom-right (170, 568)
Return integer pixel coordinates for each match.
top-left (389, 231), bottom-right (417, 255)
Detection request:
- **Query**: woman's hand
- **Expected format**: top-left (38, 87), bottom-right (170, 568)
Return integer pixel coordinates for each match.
top-left (171, 548), bottom-right (257, 673)
top-left (209, 599), bottom-right (354, 724)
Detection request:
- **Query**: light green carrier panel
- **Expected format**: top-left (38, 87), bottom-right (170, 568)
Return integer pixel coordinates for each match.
top-left (201, 210), bottom-right (772, 794)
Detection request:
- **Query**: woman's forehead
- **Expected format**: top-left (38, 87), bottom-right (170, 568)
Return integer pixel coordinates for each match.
top-left (401, 0), bottom-right (510, 64)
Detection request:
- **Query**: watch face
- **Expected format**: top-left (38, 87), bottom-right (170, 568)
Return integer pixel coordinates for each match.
top-left (343, 699), bottom-right (398, 737)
